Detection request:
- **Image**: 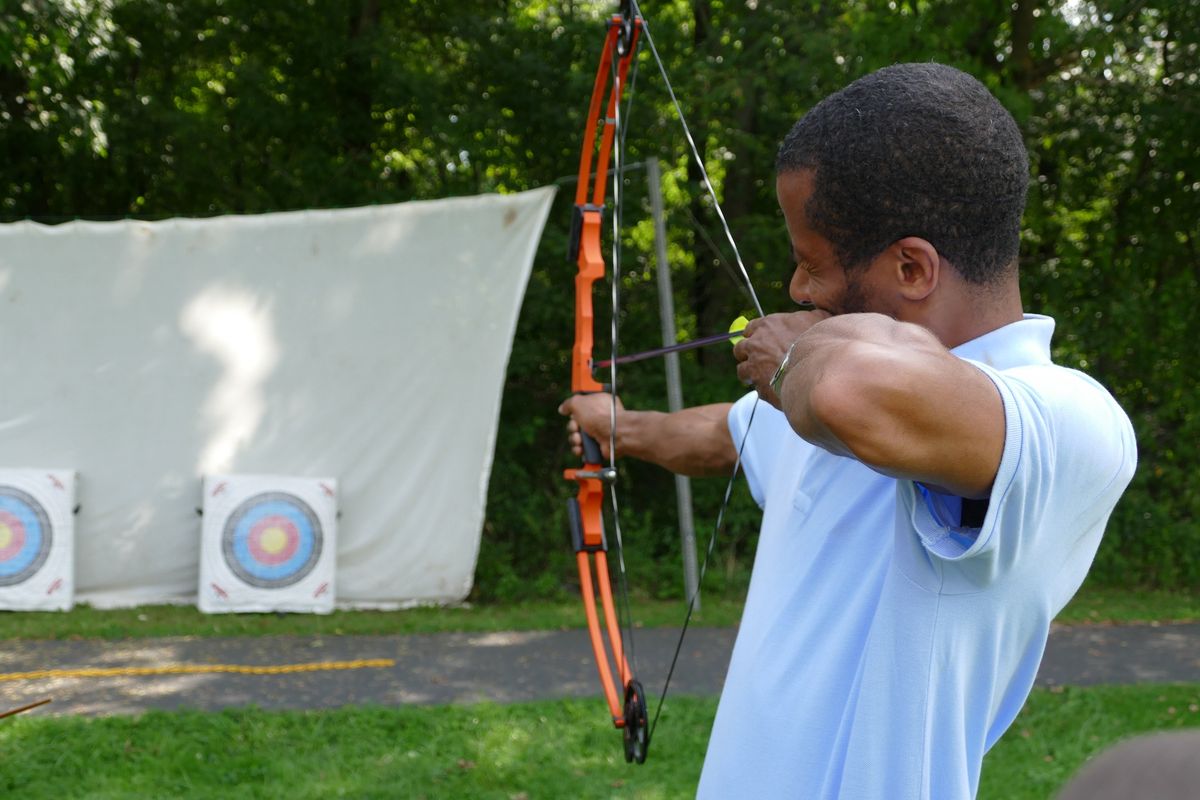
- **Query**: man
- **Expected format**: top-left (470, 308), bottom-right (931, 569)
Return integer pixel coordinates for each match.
top-left (559, 63), bottom-right (1137, 798)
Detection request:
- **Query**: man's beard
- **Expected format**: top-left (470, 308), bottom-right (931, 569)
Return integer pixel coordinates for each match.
top-left (838, 271), bottom-right (876, 315)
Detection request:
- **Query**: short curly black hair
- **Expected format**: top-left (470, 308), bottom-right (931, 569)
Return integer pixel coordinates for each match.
top-left (776, 63), bottom-right (1029, 284)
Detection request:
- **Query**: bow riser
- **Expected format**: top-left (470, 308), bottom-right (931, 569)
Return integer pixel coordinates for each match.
top-left (571, 209), bottom-right (606, 395)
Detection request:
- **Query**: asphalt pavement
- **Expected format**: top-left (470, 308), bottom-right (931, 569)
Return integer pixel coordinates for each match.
top-left (0, 623), bottom-right (1197, 718)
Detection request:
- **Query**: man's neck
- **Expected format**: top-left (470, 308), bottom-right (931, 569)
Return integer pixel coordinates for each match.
top-left (920, 280), bottom-right (1025, 349)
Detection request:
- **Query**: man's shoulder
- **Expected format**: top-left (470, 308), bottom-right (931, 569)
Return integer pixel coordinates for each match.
top-left (988, 361), bottom-right (1136, 493)
top-left (998, 361), bottom-right (1126, 420)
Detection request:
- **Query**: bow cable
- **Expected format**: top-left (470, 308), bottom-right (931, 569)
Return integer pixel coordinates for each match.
top-left (607, 33), bottom-right (640, 693)
top-left (604, 0), bottom-right (770, 754)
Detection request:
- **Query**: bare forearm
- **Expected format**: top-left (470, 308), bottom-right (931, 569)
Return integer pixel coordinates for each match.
top-left (617, 403), bottom-right (737, 477)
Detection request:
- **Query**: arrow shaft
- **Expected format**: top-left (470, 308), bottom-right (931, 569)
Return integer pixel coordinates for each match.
top-left (0, 697), bottom-right (51, 720)
top-left (593, 328), bottom-right (744, 369)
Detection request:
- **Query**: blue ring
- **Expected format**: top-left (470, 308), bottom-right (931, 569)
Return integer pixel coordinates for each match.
top-left (0, 487), bottom-right (52, 586)
top-left (221, 492), bottom-right (322, 589)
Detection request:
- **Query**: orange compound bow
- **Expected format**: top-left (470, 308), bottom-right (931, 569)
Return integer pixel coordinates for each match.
top-left (563, 2), bottom-right (648, 765)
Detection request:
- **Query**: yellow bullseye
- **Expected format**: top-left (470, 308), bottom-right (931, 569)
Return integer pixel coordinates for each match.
top-left (0, 524), bottom-right (11, 549)
top-left (259, 526), bottom-right (288, 555)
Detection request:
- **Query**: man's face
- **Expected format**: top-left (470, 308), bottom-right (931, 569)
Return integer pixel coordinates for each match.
top-left (776, 169), bottom-right (885, 316)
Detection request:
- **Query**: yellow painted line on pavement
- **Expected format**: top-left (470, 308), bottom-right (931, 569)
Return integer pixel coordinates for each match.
top-left (0, 658), bottom-right (396, 681)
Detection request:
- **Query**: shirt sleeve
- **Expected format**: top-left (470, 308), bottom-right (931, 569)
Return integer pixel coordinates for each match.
top-left (899, 361), bottom-right (1137, 580)
top-left (726, 392), bottom-right (796, 509)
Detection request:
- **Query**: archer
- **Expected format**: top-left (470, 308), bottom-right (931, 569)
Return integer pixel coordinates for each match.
top-left (560, 62), bottom-right (1136, 799)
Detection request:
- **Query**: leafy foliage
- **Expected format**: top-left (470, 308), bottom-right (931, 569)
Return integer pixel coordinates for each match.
top-left (2, 0), bottom-right (1196, 597)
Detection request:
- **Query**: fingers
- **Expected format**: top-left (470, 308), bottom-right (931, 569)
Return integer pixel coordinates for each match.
top-left (735, 356), bottom-right (755, 386)
top-left (566, 419), bottom-right (581, 454)
top-left (560, 394), bottom-right (614, 459)
top-left (735, 352), bottom-right (782, 407)
top-left (732, 316), bottom-right (797, 408)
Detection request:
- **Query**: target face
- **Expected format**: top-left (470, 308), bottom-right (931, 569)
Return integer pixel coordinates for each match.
top-left (0, 487), bottom-right (53, 587)
top-left (221, 492), bottom-right (323, 589)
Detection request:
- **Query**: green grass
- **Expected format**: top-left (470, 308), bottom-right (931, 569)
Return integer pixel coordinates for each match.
top-left (2, 685), bottom-right (1197, 799)
top-left (1053, 586), bottom-right (1200, 625)
top-left (0, 598), bottom-right (747, 641)
top-left (0, 586), bottom-right (1194, 641)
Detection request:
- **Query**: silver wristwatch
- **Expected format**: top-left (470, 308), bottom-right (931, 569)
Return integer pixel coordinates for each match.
top-left (770, 339), bottom-right (799, 395)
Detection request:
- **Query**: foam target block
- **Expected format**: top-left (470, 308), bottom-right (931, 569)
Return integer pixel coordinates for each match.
top-left (0, 469), bottom-right (75, 611)
top-left (198, 474), bottom-right (337, 614)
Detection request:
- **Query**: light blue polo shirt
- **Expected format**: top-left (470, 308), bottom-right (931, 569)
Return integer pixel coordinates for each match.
top-left (698, 315), bottom-right (1137, 799)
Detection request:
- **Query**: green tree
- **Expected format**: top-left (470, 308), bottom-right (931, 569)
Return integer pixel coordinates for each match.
top-left (1, 0), bottom-right (1195, 597)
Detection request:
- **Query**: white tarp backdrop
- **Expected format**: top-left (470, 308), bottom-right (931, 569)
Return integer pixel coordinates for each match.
top-left (0, 187), bottom-right (555, 608)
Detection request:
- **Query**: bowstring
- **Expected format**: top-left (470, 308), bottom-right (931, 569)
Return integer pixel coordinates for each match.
top-left (629, 0), bottom-right (764, 319)
top-left (648, 397), bottom-right (761, 743)
top-left (606, 29), bottom-right (640, 687)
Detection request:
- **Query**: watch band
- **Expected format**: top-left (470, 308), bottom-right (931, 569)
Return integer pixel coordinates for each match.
top-left (770, 339), bottom-right (799, 396)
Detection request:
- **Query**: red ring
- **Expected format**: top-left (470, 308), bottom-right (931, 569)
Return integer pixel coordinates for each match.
top-left (247, 515), bottom-right (300, 565)
top-left (0, 509), bottom-right (27, 562)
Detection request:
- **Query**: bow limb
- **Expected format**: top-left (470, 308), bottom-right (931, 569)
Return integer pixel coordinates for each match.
top-left (563, 9), bottom-right (649, 765)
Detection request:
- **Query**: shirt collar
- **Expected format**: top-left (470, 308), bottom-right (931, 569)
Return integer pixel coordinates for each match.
top-left (950, 313), bottom-right (1055, 370)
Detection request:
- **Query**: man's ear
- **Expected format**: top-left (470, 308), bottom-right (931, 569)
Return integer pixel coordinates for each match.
top-left (883, 236), bottom-right (940, 301)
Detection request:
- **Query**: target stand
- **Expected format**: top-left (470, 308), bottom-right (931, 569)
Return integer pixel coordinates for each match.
top-left (0, 469), bottom-right (75, 611)
top-left (198, 475), bottom-right (337, 614)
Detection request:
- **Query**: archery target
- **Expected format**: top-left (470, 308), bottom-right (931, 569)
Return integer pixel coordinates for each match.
top-left (0, 470), bottom-right (75, 611)
top-left (223, 492), bottom-right (323, 589)
top-left (199, 475), bottom-right (337, 614)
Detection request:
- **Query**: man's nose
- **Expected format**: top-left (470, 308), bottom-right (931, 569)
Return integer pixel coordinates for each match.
top-left (789, 266), bottom-right (811, 306)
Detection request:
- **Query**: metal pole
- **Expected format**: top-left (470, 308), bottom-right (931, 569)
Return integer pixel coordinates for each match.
top-left (647, 158), bottom-right (700, 610)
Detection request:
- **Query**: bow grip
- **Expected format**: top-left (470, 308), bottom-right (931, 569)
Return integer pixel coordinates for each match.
top-left (580, 429), bottom-right (604, 466)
